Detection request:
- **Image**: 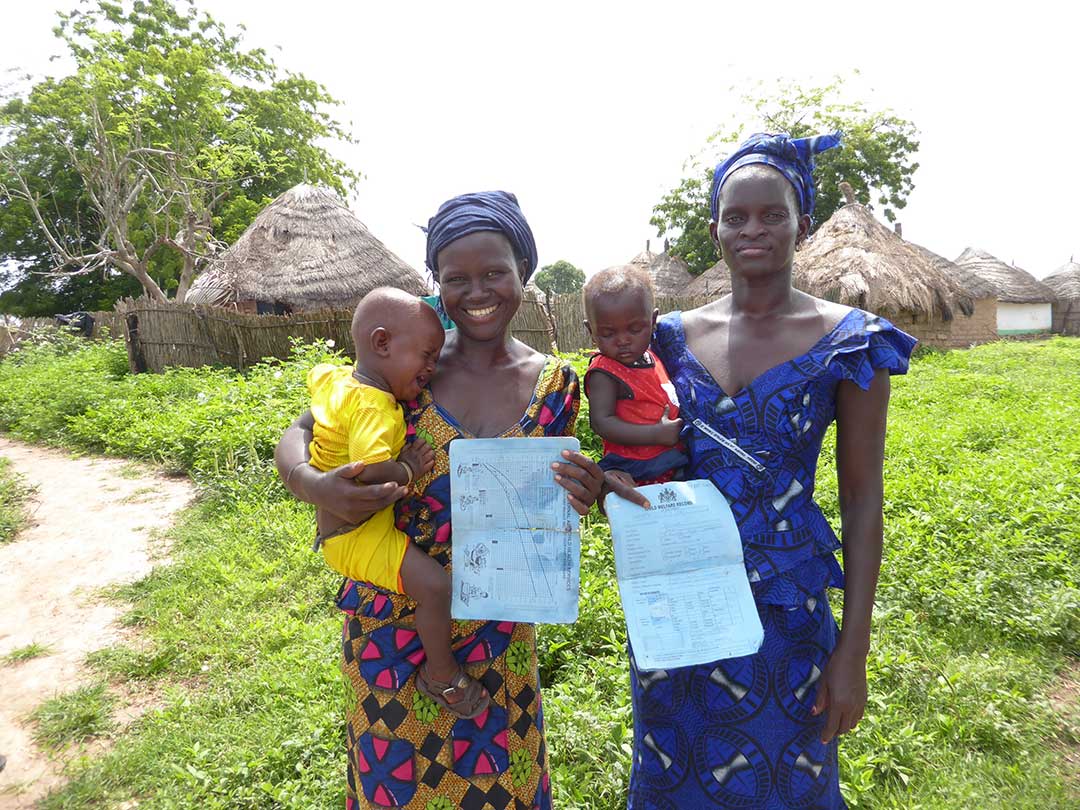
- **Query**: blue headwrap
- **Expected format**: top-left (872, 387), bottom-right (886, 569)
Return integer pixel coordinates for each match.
top-left (709, 131), bottom-right (842, 223)
top-left (424, 191), bottom-right (538, 283)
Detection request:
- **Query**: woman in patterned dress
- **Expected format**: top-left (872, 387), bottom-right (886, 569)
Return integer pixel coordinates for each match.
top-left (275, 192), bottom-right (625, 810)
top-left (611, 134), bottom-right (917, 809)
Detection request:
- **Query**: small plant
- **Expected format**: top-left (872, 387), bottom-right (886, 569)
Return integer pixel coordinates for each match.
top-left (0, 457), bottom-right (36, 543)
top-left (2, 642), bottom-right (53, 664)
top-left (31, 683), bottom-right (115, 749)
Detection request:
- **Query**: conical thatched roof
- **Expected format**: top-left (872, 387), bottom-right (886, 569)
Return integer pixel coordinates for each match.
top-left (684, 259), bottom-right (731, 297)
top-left (628, 248), bottom-right (696, 296)
top-left (188, 184), bottom-right (429, 310)
top-left (1043, 260), bottom-right (1080, 300)
top-left (953, 248), bottom-right (1055, 304)
top-left (908, 243), bottom-right (997, 300)
top-left (793, 202), bottom-right (974, 320)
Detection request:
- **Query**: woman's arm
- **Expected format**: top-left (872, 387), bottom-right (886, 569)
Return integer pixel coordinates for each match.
top-left (587, 371), bottom-right (683, 447)
top-left (812, 368), bottom-right (890, 744)
top-left (274, 410), bottom-right (405, 524)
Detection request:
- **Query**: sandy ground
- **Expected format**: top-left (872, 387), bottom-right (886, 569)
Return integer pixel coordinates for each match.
top-left (0, 437), bottom-right (194, 809)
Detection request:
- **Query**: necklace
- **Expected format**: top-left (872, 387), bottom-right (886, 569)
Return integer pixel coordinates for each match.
top-left (351, 369), bottom-right (390, 392)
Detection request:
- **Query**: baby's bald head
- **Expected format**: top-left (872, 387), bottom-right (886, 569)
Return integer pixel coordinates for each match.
top-left (351, 287), bottom-right (444, 354)
top-left (351, 287), bottom-right (445, 401)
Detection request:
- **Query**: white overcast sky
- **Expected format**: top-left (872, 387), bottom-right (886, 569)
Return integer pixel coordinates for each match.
top-left (5, 0), bottom-right (1079, 279)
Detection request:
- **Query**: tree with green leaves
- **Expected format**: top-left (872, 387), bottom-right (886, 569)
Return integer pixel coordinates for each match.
top-left (650, 76), bottom-right (920, 275)
top-left (533, 259), bottom-right (585, 296)
top-left (0, 0), bottom-right (358, 314)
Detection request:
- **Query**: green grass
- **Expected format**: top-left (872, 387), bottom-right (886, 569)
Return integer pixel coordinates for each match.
top-left (117, 462), bottom-right (147, 479)
top-left (0, 455), bottom-right (36, 543)
top-left (31, 683), bottom-right (115, 750)
top-left (2, 642), bottom-right (53, 663)
top-left (0, 331), bottom-right (1077, 808)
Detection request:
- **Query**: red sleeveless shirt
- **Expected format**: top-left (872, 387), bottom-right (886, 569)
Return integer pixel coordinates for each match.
top-left (584, 352), bottom-right (681, 461)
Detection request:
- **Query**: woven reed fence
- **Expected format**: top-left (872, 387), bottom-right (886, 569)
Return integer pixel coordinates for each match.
top-left (5, 292), bottom-right (721, 370)
top-left (1053, 300), bottom-right (1080, 336)
top-left (89, 310), bottom-right (127, 340)
top-left (546, 293), bottom-right (717, 353)
top-left (0, 310), bottom-right (123, 356)
top-left (115, 299), bottom-right (352, 373)
top-left (0, 316), bottom-right (53, 356)
top-left (116, 297), bottom-right (556, 373)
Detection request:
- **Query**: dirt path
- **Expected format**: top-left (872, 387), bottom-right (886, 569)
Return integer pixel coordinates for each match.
top-left (0, 437), bottom-right (194, 809)
top-left (1051, 662), bottom-right (1080, 797)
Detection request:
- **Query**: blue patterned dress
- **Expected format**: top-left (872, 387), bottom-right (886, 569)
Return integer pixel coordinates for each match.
top-left (627, 308), bottom-right (916, 810)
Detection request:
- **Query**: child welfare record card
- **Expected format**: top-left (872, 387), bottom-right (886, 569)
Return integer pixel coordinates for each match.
top-left (606, 479), bottom-right (763, 670)
top-left (449, 437), bottom-right (581, 624)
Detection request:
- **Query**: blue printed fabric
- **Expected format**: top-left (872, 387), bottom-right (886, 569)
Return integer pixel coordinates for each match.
top-left (629, 307), bottom-right (916, 809)
top-left (709, 131), bottom-right (842, 222)
top-left (424, 190), bottom-right (539, 282)
top-left (598, 447), bottom-right (689, 482)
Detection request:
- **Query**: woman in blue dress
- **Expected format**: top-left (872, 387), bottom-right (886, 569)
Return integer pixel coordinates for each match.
top-left (616, 133), bottom-right (917, 809)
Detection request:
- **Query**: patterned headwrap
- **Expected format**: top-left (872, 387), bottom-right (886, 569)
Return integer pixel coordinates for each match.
top-left (424, 191), bottom-right (538, 283)
top-left (709, 131), bottom-right (842, 222)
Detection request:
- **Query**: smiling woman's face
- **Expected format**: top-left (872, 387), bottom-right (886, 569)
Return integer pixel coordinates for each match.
top-left (436, 230), bottom-right (525, 340)
top-left (712, 165), bottom-right (810, 277)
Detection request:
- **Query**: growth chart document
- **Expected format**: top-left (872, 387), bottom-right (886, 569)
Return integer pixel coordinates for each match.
top-left (449, 437), bottom-right (581, 624)
top-left (606, 479), bottom-right (763, 670)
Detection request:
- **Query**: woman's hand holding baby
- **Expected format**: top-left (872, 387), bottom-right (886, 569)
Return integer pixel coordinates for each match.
top-left (307, 461), bottom-right (406, 525)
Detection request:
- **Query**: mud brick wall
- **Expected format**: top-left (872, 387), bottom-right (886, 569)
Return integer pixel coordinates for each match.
top-left (888, 297), bottom-right (999, 349)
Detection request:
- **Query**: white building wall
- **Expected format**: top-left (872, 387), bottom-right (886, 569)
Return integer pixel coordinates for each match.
top-left (997, 302), bottom-right (1052, 333)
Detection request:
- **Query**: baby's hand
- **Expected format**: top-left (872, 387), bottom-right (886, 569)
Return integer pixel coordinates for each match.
top-left (398, 438), bottom-right (435, 482)
top-left (658, 405), bottom-right (684, 446)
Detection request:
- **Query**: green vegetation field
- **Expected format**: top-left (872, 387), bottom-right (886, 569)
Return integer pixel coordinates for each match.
top-left (0, 330), bottom-right (1077, 809)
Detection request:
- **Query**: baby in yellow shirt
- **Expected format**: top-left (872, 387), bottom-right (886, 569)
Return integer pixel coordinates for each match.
top-left (307, 287), bottom-right (489, 718)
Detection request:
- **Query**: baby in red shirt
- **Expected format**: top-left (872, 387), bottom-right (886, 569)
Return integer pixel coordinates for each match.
top-left (583, 264), bottom-right (688, 485)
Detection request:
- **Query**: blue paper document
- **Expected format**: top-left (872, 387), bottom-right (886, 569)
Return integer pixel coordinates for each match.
top-left (606, 479), bottom-right (763, 670)
top-left (449, 437), bottom-right (581, 623)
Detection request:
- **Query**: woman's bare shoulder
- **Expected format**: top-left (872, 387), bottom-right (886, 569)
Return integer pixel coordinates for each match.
top-left (679, 296), bottom-right (732, 337)
top-left (509, 339), bottom-right (551, 374)
top-left (800, 293), bottom-right (854, 329)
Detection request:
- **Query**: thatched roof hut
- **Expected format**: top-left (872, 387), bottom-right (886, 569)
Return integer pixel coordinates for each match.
top-left (684, 259), bottom-right (731, 298)
top-left (954, 248), bottom-right (1055, 335)
top-left (793, 200), bottom-right (974, 323)
top-left (905, 242), bottom-right (998, 346)
top-left (909, 244), bottom-right (995, 301)
top-left (953, 249), bottom-right (1056, 304)
top-left (629, 247), bottom-right (696, 296)
top-left (188, 184), bottom-right (429, 312)
top-left (1044, 259), bottom-right (1080, 335)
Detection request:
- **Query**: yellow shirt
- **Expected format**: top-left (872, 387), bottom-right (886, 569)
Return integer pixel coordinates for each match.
top-left (306, 364), bottom-right (408, 590)
top-left (307, 364), bottom-right (405, 472)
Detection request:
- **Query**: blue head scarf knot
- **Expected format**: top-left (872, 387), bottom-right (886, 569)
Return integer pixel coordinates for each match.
top-left (709, 131), bottom-right (842, 223)
top-left (424, 190), bottom-right (539, 283)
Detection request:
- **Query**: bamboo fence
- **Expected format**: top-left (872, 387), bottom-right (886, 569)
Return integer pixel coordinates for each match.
top-left (116, 297), bottom-right (558, 373)
top-left (0, 310), bottom-right (123, 356)
top-left (548, 292), bottom-right (717, 353)
top-left (3, 293), bottom-right (724, 371)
